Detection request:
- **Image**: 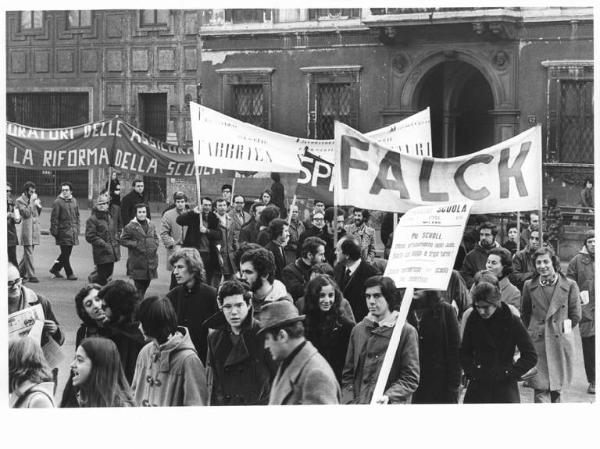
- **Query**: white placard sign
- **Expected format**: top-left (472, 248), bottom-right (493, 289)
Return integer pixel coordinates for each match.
top-left (384, 201), bottom-right (472, 290)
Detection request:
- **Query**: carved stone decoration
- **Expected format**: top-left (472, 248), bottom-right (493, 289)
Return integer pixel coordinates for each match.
top-left (493, 50), bottom-right (509, 70)
top-left (392, 53), bottom-right (408, 74)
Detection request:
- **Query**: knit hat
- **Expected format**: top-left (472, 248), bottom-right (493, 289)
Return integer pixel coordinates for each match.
top-left (95, 192), bottom-right (110, 207)
top-left (584, 229), bottom-right (595, 244)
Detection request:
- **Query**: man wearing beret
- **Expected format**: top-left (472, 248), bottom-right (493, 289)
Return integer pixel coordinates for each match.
top-left (259, 300), bottom-right (340, 405)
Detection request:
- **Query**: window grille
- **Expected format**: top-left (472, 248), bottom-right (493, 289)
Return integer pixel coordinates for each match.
top-left (233, 85), bottom-right (267, 128)
top-left (316, 83), bottom-right (353, 139)
top-left (558, 80), bottom-right (593, 164)
top-left (67, 10), bottom-right (92, 28)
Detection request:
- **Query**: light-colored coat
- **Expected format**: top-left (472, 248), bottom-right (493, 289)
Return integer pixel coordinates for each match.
top-left (521, 275), bottom-right (582, 391)
top-left (344, 223), bottom-right (376, 263)
top-left (15, 193), bottom-right (41, 246)
top-left (269, 340), bottom-right (340, 405)
top-left (160, 208), bottom-right (187, 270)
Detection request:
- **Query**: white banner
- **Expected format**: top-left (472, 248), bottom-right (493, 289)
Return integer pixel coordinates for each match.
top-left (334, 122), bottom-right (542, 214)
top-left (384, 202), bottom-right (472, 289)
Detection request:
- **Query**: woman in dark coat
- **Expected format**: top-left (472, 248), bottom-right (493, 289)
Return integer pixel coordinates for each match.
top-left (205, 280), bottom-right (275, 405)
top-left (270, 173), bottom-right (287, 219)
top-left (460, 281), bottom-right (537, 403)
top-left (303, 274), bottom-right (355, 382)
top-left (407, 289), bottom-right (461, 403)
top-left (85, 191), bottom-right (121, 285)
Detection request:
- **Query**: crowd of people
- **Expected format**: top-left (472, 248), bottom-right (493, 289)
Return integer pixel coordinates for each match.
top-left (6, 175), bottom-right (595, 407)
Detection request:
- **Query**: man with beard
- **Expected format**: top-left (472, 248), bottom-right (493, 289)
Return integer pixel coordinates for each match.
top-left (239, 247), bottom-right (290, 316)
top-left (282, 237), bottom-right (326, 301)
top-left (264, 218), bottom-right (290, 281)
top-left (177, 197), bottom-right (221, 286)
top-left (344, 208), bottom-right (376, 264)
top-left (160, 191), bottom-right (188, 289)
top-left (121, 179), bottom-right (150, 225)
top-left (334, 236), bottom-right (378, 321)
top-left (323, 206), bottom-right (346, 266)
top-left (460, 221), bottom-right (499, 288)
top-left (296, 210), bottom-right (327, 258)
top-left (510, 225), bottom-right (542, 291)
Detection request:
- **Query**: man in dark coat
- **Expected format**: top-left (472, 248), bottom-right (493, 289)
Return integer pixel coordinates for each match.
top-left (264, 218), bottom-right (289, 281)
top-left (166, 247), bottom-right (218, 364)
top-left (296, 210), bottom-right (327, 258)
top-left (282, 236), bottom-right (326, 301)
top-left (323, 206), bottom-right (346, 266)
top-left (85, 192), bottom-right (121, 285)
top-left (49, 182), bottom-right (80, 280)
top-left (510, 225), bottom-right (541, 291)
top-left (460, 221), bottom-right (499, 288)
top-left (205, 280), bottom-right (275, 405)
top-left (460, 281), bottom-right (537, 403)
top-left (120, 178), bottom-right (150, 225)
top-left (239, 203), bottom-right (265, 245)
top-left (334, 236), bottom-right (378, 321)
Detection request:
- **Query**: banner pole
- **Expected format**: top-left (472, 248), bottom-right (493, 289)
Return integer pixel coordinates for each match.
top-left (333, 204), bottom-right (339, 249)
top-left (230, 177), bottom-right (236, 204)
top-left (287, 194), bottom-right (297, 226)
top-left (195, 166), bottom-right (204, 229)
top-left (370, 286), bottom-right (414, 404)
top-left (516, 212), bottom-right (521, 252)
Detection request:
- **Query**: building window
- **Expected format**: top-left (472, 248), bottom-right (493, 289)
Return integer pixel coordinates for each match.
top-left (140, 10), bottom-right (170, 27)
top-left (301, 66), bottom-right (361, 139)
top-left (217, 68), bottom-right (274, 130)
top-left (67, 10), bottom-right (92, 28)
top-left (224, 9), bottom-right (272, 24)
top-left (308, 9), bottom-right (360, 20)
top-left (543, 60), bottom-right (593, 165)
top-left (232, 85), bottom-right (267, 128)
top-left (20, 11), bottom-right (44, 30)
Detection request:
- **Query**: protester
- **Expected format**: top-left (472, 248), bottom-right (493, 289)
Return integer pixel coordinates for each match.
top-left (520, 212), bottom-right (540, 244)
top-left (239, 202), bottom-right (265, 245)
top-left (177, 197), bottom-right (221, 285)
top-left (205, 280), bottom-right (275, 405)
top-left (85, 191), bottom-right (121, 285)
top-left (9, 336), bottom-right (55, 408)
top-left (6, 182), bottom-right (21, 267)
top-left (264, 218), bottom-right (290, 280)
top-left (256, 204), bottom-right (280, 246)
top-left (270, 172), bottom-right (287, 219)
top-left (106, 171), bottom-right (123, 234)
top-left (407, 289), bottom-right (461, 404)
top-left (15, 181), bottom-right (41, 283)
top-left (439, 269), bottom-right (472, 321)
top-left (232, 242), bottom-right (263, 280)
top-left (49, 181), bottom-right (80, 280)
top-left (567, 229), bottom-right (595, 394)
top-left (258, 300), bottom-right (341, 404)
top-left (502, 221), bottom-right (526, 255)
top-left (296, 210), bottom-right (327, 257)
top-left (221, 184), bottom-right (232, 205)
top-left (460, 281), bottom-right (537, 403)
top-left (282, 236), bottom-right (326, 301)
top-left (121, 178), bottom-right (150, 224)
top-left (323, 206), bottom-right (346, 265)
top-left (333, 236), bottom-right (378, 321)
top-left (97, 280), bottom-right (146, 383)
top-left (240, 247), bottom-right (290, 315)
top-left (260, 189), bottom-right (273, 207)
top-left (545, 197), bottom-right (563, 255)
top-left (286, 203), bottom-right (305, 263)
top-left (510, 225), bottom-right (542, 291)
top-left (302, 275), bottom-right (355, 382)
top-left (580, 177), bottom-right (594, 211)
top-left (166, 247), bottom-right (218, 365)
top-left (310, 262), bottom-right (335, 279)
top-left (160, 191), bottom-right (188, 289)
top-left (69, 337), bottom-right (135, 407)
top-left (304, 200), bottom-right (326, 230)
top-left (484, 247), bottom-right (521, 311)
top-left (342, 276), bottom-right (420, 404)
top-left (295, 273), bottom-right (356, 322)
top-left (214, 198), bottom-right (237, 284)
top-left (460, 221), bottom-right (499, 288)
top-left (521, 246), bottom-right (582, 403)
top-left (120, 203), bottom-right (159, 298)
top-left (60, 283), bottom-right (107, 407)
top-left (229, 194), bottom-right (251, 242)
top-left (133, 296), bottom-right (208, 406)
top-left (344, 208), bottom-right (376, 263)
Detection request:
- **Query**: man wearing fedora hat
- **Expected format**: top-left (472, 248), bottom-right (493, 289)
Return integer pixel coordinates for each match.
top-left (258, 301), bottom-right (340, 404)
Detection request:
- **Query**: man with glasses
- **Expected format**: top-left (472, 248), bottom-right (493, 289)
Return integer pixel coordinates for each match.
top-left (511, 225), bottom-right (543, 291)
top-left (49, 182), bottom-right (80, 280)
top-left (296, 211), bottom-right (327, 258)
top-left (8, 263), bottom-right (64, 375)
top-left (460, 221), bottom-right (499, 289)
top-left (6, 183), bottom-right (21, 267)
top-left (15, 181), bottom-right (42, 283)
top-left (229, 194), bottom-right (250, 249)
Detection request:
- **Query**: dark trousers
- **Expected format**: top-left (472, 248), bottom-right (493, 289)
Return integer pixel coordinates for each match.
top-left (94, 263), bottom-right (114, 286)
top-left (8, 245), bottom-right (18, 267)
top-left (51, 245), bottom-right (74, 276)
top-left (582, 335), bottom-right (596, 384)
top-left (134, 279), bottom-right (151, 299)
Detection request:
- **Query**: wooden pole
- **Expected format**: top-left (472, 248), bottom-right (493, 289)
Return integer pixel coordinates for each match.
top-left (370, 287), bottom-right (414, 404)
top-left (516, 211), bottom-right (521, 252)
top-left (230, 177), bottom-right (237, 204)
top-left (195, 165), bottom-right (204, 228)
top-left (287, 194), bottom-right (297, 226)
top-left (333, 204), bottom-right (339, 248)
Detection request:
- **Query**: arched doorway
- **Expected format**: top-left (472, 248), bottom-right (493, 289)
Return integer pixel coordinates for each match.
top-left (416, 60), bottom-right (494, 158)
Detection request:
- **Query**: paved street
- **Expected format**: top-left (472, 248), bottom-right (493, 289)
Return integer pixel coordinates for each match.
top-left (13, 206), bottom-right (594, 405)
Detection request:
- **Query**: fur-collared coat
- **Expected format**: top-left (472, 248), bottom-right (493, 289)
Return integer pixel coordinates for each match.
top-left (268, 340), bottom-right (340, 405)
top-left (522, 274), bottom-right (582, 391)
